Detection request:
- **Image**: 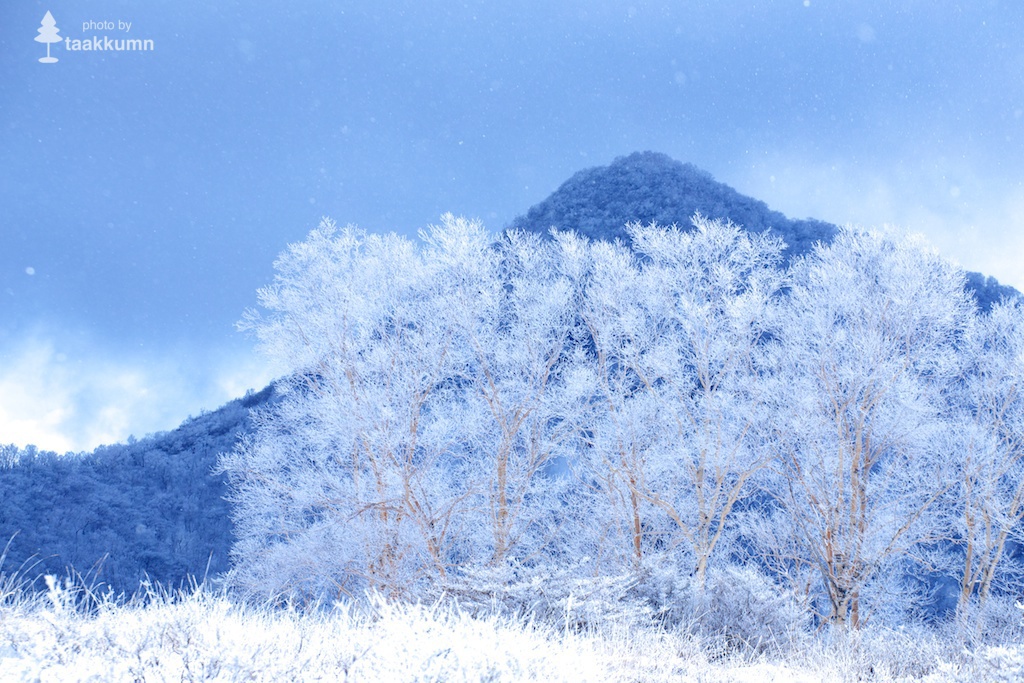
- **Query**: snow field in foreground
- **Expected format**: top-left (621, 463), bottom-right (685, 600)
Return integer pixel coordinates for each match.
top-left (0, 580), bottom-right (1021, 682)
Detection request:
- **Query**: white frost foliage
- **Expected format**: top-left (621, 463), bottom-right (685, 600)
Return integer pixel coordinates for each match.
top-left (432, 560), bottom-right (652, 630)
top-left (689, 566), bottom-right (809, 651)
top-left (571, 216), bottom-right (786, 581)
top-left (756, 227), bottom-right (975, 627)
top-left (941, 298), bottom-right (1024, 623)
top-left (224, 217), bottom-right (480, 599)
top-left (224, 212), bottom-right (1022, 641)
top-left (422, 223), bottom-right (587, 567)
top-left (221, 215), bottom-right (587, 599)
top-left (960, 645), bottom-right (1024, 683)
top-left (638, 562), bottom-right (809, 652)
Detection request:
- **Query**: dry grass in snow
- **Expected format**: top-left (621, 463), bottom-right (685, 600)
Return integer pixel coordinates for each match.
top-left (1, 575), bottom-right (1022, 682)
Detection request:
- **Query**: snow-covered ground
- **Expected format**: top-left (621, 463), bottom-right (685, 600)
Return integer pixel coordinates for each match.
top-left (1, 577), bottom-right (1021, 682)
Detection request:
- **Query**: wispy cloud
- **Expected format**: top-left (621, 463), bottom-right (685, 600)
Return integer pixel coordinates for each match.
top-left (0, 330), bottom-right (275, 453)
top-left (732, 155), bottom-right (1024, 290)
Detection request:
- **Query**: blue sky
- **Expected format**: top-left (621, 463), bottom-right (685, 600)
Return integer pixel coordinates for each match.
top-left (2, 1), bottom-right (1023, 452)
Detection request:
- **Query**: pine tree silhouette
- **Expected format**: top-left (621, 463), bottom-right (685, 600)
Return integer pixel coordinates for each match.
top-left (36, 11), bottom-right (61, 64)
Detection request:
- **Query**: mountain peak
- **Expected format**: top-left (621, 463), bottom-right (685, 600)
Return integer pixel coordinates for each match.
top-left (509, 151), bottom-right (837, 257)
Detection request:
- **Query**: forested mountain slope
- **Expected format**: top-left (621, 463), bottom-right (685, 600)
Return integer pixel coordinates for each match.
top-left (0, 386), bottom-right (275, 593)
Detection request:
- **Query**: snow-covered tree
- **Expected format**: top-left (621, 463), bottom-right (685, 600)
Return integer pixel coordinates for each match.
top-left (421, 220), bottom-right (588, 568)
top-left (220, 216), bottom-right (592, 598)
top-left (756, 228), bottom-right (974, 628)
top-left (570, 216), bottom-right (786, 585)
top-left (948, 299), bottom-right (1024, 622)
top-left (221, 219), bottom-right (474, 598)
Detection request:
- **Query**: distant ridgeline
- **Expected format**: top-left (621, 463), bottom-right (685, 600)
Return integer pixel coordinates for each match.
top-left (509, 151), bottom-right (1019, 310)
top-left (0, 386), bottom-right (275, 594)
top-left (2, 152), bottom-right (1018, 594)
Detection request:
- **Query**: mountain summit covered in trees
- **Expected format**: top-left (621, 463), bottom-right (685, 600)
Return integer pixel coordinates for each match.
top-left (511, 151), bottom-right (837, 258)
top-left (2, 154), bottom-right (1021, 636)
top-left (513, 152), bottom-right (1016, 310)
